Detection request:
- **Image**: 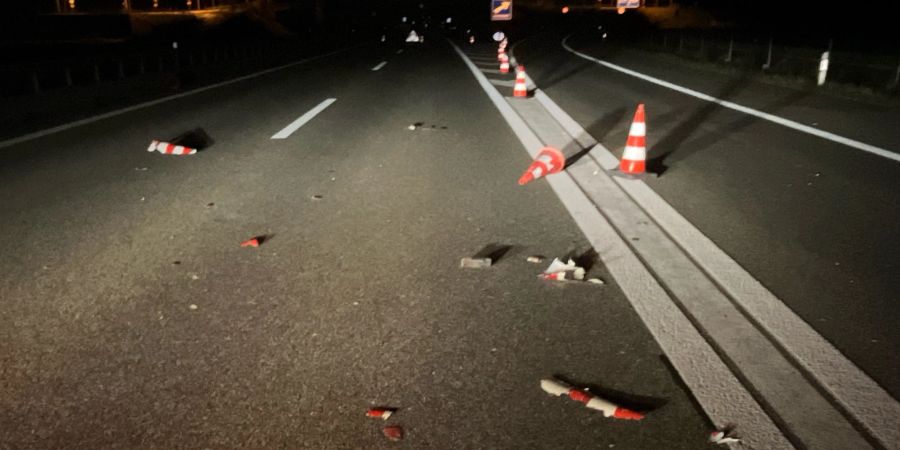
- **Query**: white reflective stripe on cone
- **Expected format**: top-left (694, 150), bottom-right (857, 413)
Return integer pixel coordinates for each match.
top-left (538, 154), bottom-right (556, 170)
top-left (622, 146), bottom-right (646, 160)
top-left (629, 122), bottom-right (646, 136)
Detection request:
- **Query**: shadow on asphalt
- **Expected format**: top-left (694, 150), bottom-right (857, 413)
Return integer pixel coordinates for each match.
top-left (473, 243), bottom-right (514, 265)
top-left (171, 127), bottom-right (215, 151)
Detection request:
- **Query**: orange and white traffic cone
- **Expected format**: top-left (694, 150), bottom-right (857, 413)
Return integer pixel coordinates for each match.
top-left (512, 66), bottom-right (528, 97)
top-left (497, 49), bottom-right (506, 61)
top-left (541, 378), bottom-right (644, 420)
top-left (147, 140), bottom-right (197, 155)
top-left (518, 146), bottom-right (565, 185)
top-left (615, 104), bottom-right (648, 177)
top-left (499, 53), bottom-right (510, 74)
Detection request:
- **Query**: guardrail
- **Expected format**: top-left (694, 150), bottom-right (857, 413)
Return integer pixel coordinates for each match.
top-left (0, 40), bottom-right (291, 97)
top-left (639, 29), bottom-right (900, 93)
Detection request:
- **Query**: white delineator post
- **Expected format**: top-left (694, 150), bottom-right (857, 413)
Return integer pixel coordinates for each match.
top-left (818, 51), bottom-right (830, 86)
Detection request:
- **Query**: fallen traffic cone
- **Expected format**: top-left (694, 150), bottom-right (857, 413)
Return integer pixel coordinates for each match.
top-left (541, 378), bottom-right (644, 420)
top-left (147, 140), bottom-right (196, 155)
top-left (512, 66), bottom-right (528, 97)
top-left (518, 146), bottom-right (565, 185)
top-left (615, 103), bottom-right (649, 177)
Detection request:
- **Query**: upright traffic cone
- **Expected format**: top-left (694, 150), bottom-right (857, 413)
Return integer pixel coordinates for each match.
top-left (512, 66), bottom-right (528, 97)
top-left (518, 146), bottom-right (565, 185)
top-left (499, 53), bottom-right (510, 74)
top-left (616, 103), bottom-right (648, 177)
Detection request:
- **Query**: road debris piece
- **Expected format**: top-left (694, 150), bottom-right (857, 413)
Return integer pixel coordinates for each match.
top-left (135, 167), bottom-right (149, 171)
top-left (541, 258), bottom-right (585, 281)
top-left (540, 378), bottom-right (644, 420)
top-left (382, 425), bottom-right (404, 441)
top-left (408, 124), bottom-right (417, 130)
top-left (240, 236), bottom-right (267, 248)
top-left (709, 429), bottom-right (741, 445)
top-left (366, 408), bottom-right (395, 420)
top-left (147, 140), bottom-right (197, 155)
top-left (189, 304), bottom-right (198, 310)
top-left (460, 257), bottom-right (492, 269)
top-left (587, 278), bottom-right (605, 285)
top-left (311, 194), bottom-right (323, 201)
top-left (526, 255), bottom-right (545, 264)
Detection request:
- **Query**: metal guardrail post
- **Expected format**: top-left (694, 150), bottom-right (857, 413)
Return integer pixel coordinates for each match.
top-left (891, 57), bottom-right (900, 88)
top-left (725, 35), bottom-right (733, 63)
top-left (762, 36), bottom-right (773, 70)
top-left (30, 71), bottom-right (41, 94)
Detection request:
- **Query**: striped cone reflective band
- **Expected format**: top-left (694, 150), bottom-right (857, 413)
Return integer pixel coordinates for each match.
top-left (513, 66), bottom-right (528, 98)
top-left (147, 140), bottom-right (197, 155)
top-left (500, 60), bottom-right (509, 73)
top-left (541, 378), bottom-right (644, 420)
top-left (619, 103), bottom-right (647, 175)
top-left (497, 50), bottom-right (506, 61)
top-left (499, 53), bottom-right (509, 63)
top-left (518, 146), bottom-right (565, 185)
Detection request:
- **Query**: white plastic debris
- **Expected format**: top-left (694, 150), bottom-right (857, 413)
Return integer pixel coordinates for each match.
top-left (709, 430), bottom-right (741, 445)
top-left (461, 257), bottom-right (492, 269)
top-left (541, 258), bottom-right (585, 281)
top-left (408, 124), bottom-right (417, 130)
top-left (526, 255), bottom-right (544, 264)
top-left (587, 278), bottom-right (605, 285)
top-left (189, 304), bottom-right (198, 310)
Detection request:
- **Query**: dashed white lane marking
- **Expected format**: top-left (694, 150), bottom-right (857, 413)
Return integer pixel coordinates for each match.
top-left (0, 46), bottom-right (359, 150)
top-left (371, 61), bottom-right (388, 71)
top-left (561, 34), bottom-right (900, 163)
top-left (270, 98), bottom-right (336, 140)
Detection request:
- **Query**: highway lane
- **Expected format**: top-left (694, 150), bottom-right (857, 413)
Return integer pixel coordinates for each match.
top-left (0, 39), bottom-right (712, 448)
top-left (514, 30), bottom-right (900, 399)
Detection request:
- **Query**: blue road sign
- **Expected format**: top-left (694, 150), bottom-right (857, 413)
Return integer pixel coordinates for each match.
top-left (491, 0), bottom-right (513, 21)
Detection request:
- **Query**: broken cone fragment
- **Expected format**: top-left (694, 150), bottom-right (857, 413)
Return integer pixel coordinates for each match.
top-left (541, 258), bottom-right (585, 281)
top-left (366, 408), bottom-right (394, 420)
top-left (540, 378), bottom-right (644, 420)
top-left (240, 236), bottom-right (264, 248)
top-left (382, 425), bottom-right (404, 441)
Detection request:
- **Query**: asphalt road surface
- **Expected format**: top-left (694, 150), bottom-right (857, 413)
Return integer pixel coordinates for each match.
top-left (0, 40), bottom-right (714, 448)
top-left (514, 30), bottom-right (900, 400)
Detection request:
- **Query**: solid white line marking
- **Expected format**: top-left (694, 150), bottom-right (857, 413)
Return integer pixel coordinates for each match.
top-left (561, 34), bottom-right (900, 163)
top-left (270, 98), bottom-right (336, 140)
top-left (528, 43), bottom-right (900, 447)
top-left (534, 89), bottom-right (900, 450)
top-left (0, 46), bottom-right (361, 151)
top-left (449, 39), bottom-right (794, 450)
top-left (371, 61), bottom-right (388, 71)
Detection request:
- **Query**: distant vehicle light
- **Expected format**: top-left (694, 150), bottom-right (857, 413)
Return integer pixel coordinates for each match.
top-left (618, 7), bottom-right (626, 14)
top-left (446, 17), bottom-right (452, 24)
top-left (562, 6), bottom-right (570, 13)
top-left (402, 16), bottom-right (407, 23)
